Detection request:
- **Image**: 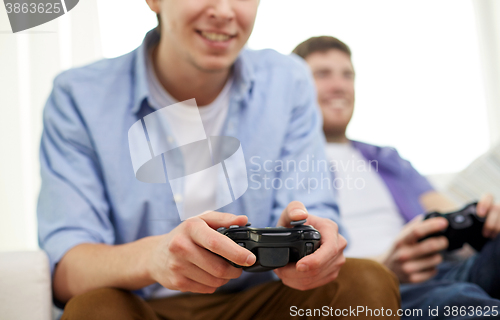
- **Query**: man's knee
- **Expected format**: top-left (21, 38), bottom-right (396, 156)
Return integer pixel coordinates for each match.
top-left (432, 282), bottom-right (491, 303)
top-left (332, 258), bottom-right (401, 311)
top-left (339, 258), bottom-right (399, 291)
top-left (62, 287), bottom-right (156, 320)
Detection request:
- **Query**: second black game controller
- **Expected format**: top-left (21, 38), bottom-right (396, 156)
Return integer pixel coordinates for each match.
top-left (421, 202), bottom-right (489, 251)
top-left (217, 219), bottom-right (321, 272)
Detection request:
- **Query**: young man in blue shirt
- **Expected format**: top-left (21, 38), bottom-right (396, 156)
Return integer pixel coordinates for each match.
top-left (37, 1), bottom-right (400, 319)
top-left (294, 35), bottom-right (500, 319)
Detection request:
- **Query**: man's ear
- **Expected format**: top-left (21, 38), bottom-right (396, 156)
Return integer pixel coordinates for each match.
top-left (145, 0), bottom-right (161, 14)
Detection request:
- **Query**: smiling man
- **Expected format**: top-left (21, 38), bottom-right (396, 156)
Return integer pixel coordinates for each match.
top-left (37, 1), bottom-right (401, 319)
top-left (294, 35), bottom-right (500, 319)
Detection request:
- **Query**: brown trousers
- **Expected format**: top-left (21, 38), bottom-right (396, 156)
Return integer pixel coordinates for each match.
top-left (62, 258), bottom-right (400, 320)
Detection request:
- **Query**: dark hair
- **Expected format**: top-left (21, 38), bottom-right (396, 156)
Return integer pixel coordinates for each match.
top-left (292, 36), bottom-right (352, 60)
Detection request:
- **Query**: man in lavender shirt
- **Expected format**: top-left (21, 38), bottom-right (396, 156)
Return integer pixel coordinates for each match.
top-left (294, 36), bottom-right (500, 319)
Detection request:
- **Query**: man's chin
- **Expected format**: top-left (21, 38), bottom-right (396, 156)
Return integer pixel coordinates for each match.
top-left (323, 122), bottom-right (349, 136)
top-left (191, 56), bottom-right (235, 73)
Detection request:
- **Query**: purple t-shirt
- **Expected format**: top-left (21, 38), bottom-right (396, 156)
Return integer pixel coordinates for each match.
top-left (351, 140), bottom-right (435, 222)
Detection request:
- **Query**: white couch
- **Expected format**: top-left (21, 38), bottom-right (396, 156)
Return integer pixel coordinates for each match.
top-left (0, 251), bottom-right (53, 320)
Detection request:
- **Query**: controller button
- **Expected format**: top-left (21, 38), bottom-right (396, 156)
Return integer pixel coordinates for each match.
top-left (245, 223), bottom-right (251, 227)
top-left (305, 243), bottom-right (313, 255)
top-left (234, 231), bottom-right (249, 240)
top-left (229, 225), bottom-right (239, 229)
top-left (454, 215), bottom-right (465, 224)
top-left (290, 219), bottom-right (307, 226)
top-left (237, 242), bottom-right (245, 247)
top-left (303, 231), bottom-right (320, 240)
top-left (217, 227), bottom-right (226, 232)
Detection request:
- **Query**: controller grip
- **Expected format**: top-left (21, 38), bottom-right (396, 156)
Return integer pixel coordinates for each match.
top-left (420, 202), bottom-right (489, 252)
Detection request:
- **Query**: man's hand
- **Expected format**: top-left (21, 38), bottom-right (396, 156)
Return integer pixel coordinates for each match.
top-left (477, 194), bottom-right (500, 239)
top-left (273, 201), bottom-right (347, 291)
top-left (379, 215), bottom-right (449, 283)
top-left (147, 212), bottom-right (256, 294)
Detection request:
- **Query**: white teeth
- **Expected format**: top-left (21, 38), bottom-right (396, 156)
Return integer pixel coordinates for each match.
top-left (200, 31), bottom-right (231, 42)
top-left (330, 99), bottom-right (347, 109)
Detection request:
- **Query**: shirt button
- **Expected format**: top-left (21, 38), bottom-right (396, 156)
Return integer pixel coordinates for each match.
top-left (173, 194), bottom-right (183, 202)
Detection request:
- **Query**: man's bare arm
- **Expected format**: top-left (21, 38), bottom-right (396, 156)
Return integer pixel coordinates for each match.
top-left (53, 236), bottom-right (160, 303)
top-left (419, 191), bottom-right (458, 213)
top-left (53, 212), bottom-right (255, 303)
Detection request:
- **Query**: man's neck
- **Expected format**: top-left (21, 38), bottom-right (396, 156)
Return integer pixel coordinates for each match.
top-left (325, 133), bottom-right (349, 144)
top-left (152, 38), bottom-right (231, 107)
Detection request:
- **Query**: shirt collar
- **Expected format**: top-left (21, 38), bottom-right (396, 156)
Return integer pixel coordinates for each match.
top-left (231, 47), bottom-right (255, 103)
top-left (351, 140), bottom-right (401, 173)
top-left (131, 29), bottom-right (255, 114)
top-left (131, 29), bottom-right (158, 114)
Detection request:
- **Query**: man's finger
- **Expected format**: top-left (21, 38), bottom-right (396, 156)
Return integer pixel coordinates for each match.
top-left (275, 258), bottom-right (342, 290)
top-left (483, 206), bottom-right (500, 238)
top-left (477, 193), bottom-right (494, 218)
top-left (189, 220), bottom-right (256, 267)
top-left (170, 275), bottom-right (219, 294)
top-left (294, 219), bottom-right (344, 272)
top-left (197, 211), bottom-right (248, 230)
top-left (402, 254), bottom-right (442, 274)
top-left (277, 201), bottom-right (308, 227)
top-left (181, 262), bottom-right (231, 288)
top-left (408, 268), bottom-right (438, 283)
top-left (402, 217), bottom-right (448, 244)
top-left (188, 242), bottom-right (243, 280)
top-left (274, 256), bottom-right (334, 280)
top-left (401, 237), bottom-right (448, 260)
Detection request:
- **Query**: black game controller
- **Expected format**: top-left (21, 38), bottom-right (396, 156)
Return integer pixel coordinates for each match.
top-left (217, 219), bottom-right (321, 272)
top-left (421, 202), bottom-right (489, 251)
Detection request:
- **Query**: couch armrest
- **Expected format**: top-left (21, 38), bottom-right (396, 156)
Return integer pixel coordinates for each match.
top-left (0, 251), bottom-right (52, 320)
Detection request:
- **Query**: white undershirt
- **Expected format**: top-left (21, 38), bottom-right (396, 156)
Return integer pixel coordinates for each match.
top-left (146, 49), bottom-right (233, 298)
top-left (325, 142), bottom-right (405, 258)
top-left (146, 49), bottom-right (233, 220)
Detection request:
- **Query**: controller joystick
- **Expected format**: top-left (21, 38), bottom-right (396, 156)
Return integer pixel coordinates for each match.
top-left (290, 219), bottom-right (307, 226)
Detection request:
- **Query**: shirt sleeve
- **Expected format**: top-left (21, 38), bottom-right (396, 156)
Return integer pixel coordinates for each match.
top-left (400, 155), bottom-right (435, 196)
top-left (37, 73), bottom-right (115, 276)
top-left (270, 57), bottom-right (347, 238)
top-left (379, 146), bottom-right (435, 221)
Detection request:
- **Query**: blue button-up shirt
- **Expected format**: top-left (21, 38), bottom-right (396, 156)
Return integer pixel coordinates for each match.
top-left (37, 30), bottom-right (343, 298)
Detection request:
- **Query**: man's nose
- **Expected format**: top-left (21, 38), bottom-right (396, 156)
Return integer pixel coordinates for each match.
top-left (208, 0), bottom-right (235, 23)
top-left (327, 77), bottom-right (348, 94)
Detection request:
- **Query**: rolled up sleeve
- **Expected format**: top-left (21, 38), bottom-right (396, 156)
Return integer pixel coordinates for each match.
top-left (37, 74), bottom-right (115, 276)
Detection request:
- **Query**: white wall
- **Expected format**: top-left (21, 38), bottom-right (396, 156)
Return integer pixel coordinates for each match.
top-left (473, 0), bottom-right (500, 146)
top-left (0, 1), bottom-right (102, 251)
top-left (248, 0), bottom-right (490, 176)
top-left (93, 0), bottom-right (493, 176)
top-left (1, 0), bottom-right (499, 251)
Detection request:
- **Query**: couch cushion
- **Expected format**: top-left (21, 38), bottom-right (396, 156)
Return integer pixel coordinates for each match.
top-left (0, 251), bottom-right (52, 320)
